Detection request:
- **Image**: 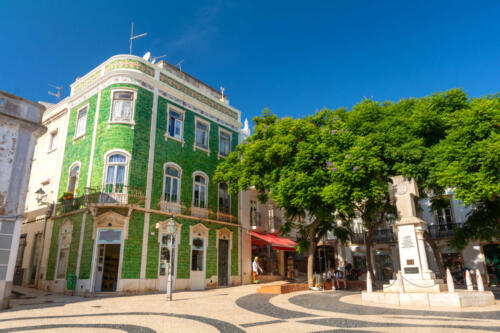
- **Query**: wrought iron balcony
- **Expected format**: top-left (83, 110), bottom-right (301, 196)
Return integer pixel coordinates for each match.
top-left (55, 186), bottom-right (145, 216)
top-left (428, 222), bottom-right (463, 239)
top-left (350, 228), bottom-right (395, 244)
top-left (157, 202), bottom-right (238, 224)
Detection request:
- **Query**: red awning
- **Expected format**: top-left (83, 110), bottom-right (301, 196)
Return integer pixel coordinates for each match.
top-left (250, 231), bottom-right (297, 252)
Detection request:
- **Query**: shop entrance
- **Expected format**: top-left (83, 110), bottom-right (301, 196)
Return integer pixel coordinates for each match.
top-left (218, 239), bottom-right (229, 286)
top-left (93, 229), bottom-right (122, 292)
top-left (95, 244), bottom-right (120, 292)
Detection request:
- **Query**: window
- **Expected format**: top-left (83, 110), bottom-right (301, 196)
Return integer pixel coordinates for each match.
top-left (219, 130), bottom-right (231, 157)
top-left (193, 174), bottom-right (207, 208)
top-left (159, 234), bottom-right (176, 276)
top-left (218, 183), bottom-right (230, 214)
top-left (67, 164), bottom-right (80, 194)
top-left (164, 166), bottom-right (181, 203)
top-left (167, 109), bottom-right (184, 140)
top-left (48, 131), bottom-right (58, 151)
top-left (250, 200), bottom-right (258, 227)
top-left (195, 120), bottom-right (209, 150)
top-left (110, 91), bottom-right (134, 123)
top-left (191, 237), bottom-right (204, 271)
top-left (434, 204), bottom-right (455, 231)
top-left (104, 153), bottom-right (127, 193)
top-left (75, 106), bottom-right (88, 138)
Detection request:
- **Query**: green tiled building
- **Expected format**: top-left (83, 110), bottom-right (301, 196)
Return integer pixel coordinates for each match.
top-left (43, 55), bottom-right (244, 293)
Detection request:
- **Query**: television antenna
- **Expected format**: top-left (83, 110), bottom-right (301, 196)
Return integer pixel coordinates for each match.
top-left (175, 59), bottom-right (184, 71)
top-left (48, 84), bottom-right (62, 100)
top-left (151, 54), bottom-right (166, 64)
top-left (129, 22), bottom-right (147, 55)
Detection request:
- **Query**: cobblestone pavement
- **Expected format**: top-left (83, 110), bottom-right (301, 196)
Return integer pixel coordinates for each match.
top-left (0, 284), bottom-right (499, 332)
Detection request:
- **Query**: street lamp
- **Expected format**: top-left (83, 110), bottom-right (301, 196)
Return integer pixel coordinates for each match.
top-left (35, 188), bottom-right (46, 205)
top-left (165, 218), bottom-right (177, 301)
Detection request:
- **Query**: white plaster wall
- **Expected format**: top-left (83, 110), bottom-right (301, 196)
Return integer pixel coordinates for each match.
top-left (24, 105), bottom-right (69, 212)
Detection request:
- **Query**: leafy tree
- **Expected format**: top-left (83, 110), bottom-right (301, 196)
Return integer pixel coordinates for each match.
top-left (214, 109), bottom-right (351, 286)
top-left (430, 95), bottom-right (500, 248)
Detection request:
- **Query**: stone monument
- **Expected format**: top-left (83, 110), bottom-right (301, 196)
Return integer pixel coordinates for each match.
top-left (383, 176), bottom-right (446, 292)
top-left (361, 176), bottom-right (495, 308)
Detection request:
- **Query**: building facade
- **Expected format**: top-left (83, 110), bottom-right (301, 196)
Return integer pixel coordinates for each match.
top-left (22, 55), bottom-right (245, 294)
top-left (0, 91), bottom-right (46, 308)
top-left (342, 191), bottom-right (499, 284)
top-left (14, 100), bottom-right (70, 290)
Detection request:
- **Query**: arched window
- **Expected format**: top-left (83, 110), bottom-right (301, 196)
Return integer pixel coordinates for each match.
top-left (104, 153), bottom-right (127, 193)
top-left (193, 173), bottom-right (208, 209)
top-left (67, 164), bottom-right (80, 194)
top-left (164, 165), bottom-right (181, 203)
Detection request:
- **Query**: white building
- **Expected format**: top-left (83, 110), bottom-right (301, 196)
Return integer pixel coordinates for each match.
top-left (0, 91), bottom-right (46, 308)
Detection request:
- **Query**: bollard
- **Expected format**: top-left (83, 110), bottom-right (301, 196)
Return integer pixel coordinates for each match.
top-left (366, 270), bottom-right (373, 293)
top-left (446, 268), bottom-right (455, 293)
top-left (476, 269), bottom-right (485, 291)
top-left (397, 270), bottom-right (405, 294)
top-left (465, 269), bottom-right (473, 291)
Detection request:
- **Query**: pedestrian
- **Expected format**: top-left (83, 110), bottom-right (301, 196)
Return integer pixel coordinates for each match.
top-left (252, 256), bottom-right (263, 284)
top-left (334, 266), bottom-right (347, 290)
top-left (487, 262), bottom-right (498, 287)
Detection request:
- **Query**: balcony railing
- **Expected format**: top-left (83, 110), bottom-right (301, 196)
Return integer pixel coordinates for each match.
top-left (428, 222), bottom-right (463, 239)
top-left (157, 202), bottom-right (238, 224)
top-left (351, 228), bottom-right (395, 244)
top-left (55, 186), bottom-right (145, 216)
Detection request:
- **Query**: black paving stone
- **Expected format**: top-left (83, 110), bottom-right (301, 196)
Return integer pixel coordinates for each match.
top-left (236, 293), bottom-right (315, 319)
top-left (0, 312), bottom-right (244, 333)
top-left (289, 291), bottom-right (500, 320)
top-left (0, 323), bottom-right (155, 333)
top-left (241, 319), bottom-right (285, 327)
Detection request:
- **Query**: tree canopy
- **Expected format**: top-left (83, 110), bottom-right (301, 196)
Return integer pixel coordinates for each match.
top-left (215, 89), bottom-right (499, 282)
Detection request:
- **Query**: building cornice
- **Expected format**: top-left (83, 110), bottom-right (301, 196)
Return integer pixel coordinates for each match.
top-left (69, 55), bottom-right (241, 124)
top-left (67, 70), bottom-right (241, 131)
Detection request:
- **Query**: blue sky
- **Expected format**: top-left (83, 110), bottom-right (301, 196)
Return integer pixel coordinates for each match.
top-left (1, 0), bottom-right (499, 123)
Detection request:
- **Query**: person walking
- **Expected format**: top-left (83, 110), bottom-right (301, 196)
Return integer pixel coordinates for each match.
top-left (252, 257), bottom-right (263, 283)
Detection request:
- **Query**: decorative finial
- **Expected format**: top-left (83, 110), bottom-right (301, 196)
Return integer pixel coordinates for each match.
top-left (220, 86), bottom-right (225, 102)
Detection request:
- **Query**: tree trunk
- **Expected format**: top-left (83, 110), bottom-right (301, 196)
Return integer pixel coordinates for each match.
top-left (424, 230), bottom-right (445, 279)
top-left (307, 220), bottom-right (320, 288)
top-left (365, 226), bottom-right (376, 283)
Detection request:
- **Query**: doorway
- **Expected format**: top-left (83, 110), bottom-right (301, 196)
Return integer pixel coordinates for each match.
top-left (190, 237), bottom-right (205, 290)
top-left (95, 244), bottom-right (120, 292)
top-left (28, 233), bottom-right (43, 285)
top-left (218, 239), bottom-right (229, 287)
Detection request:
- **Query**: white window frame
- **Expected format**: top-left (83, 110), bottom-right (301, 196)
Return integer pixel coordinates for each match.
top-left (67, 161), bottom-right (81, 195)
top-left (74, 104), bottom-right (89, 139)
top-left (162, 162), bottom-right (182, 204)
top-left (194, 117), bottom-right (210, 154)
top-left (164, 105), bottom-right (185, 145)
top-left (192, 171), bottom-right (209, 209)
top-left (48, 129), bottom-right (58, 153)
top-left (108, 88), bottom-right (137, 127)
top-left (102, 150), bottom-right (131, 194)
top-left (218, 128), bottom-right (232, 158)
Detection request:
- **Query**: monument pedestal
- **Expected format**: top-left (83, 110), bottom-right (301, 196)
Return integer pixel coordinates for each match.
top-left (362, 290), bottom-right (495, 308)
top-left (363, 176), bottom-right (495, 309)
